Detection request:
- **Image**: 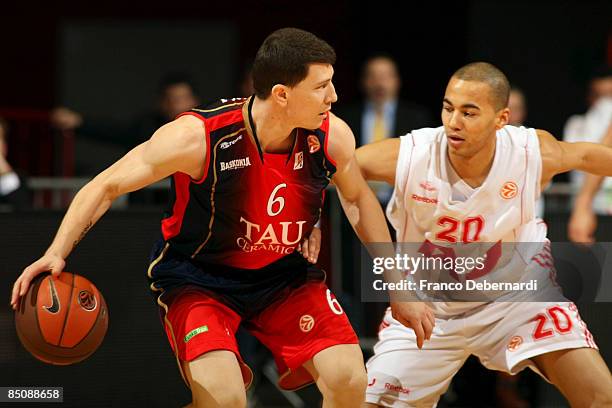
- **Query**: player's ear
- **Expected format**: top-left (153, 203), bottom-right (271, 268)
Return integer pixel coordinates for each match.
top-left (271, 84), bottom-right (289, 107)
top-left (495, 107), bottom-right (510, 130)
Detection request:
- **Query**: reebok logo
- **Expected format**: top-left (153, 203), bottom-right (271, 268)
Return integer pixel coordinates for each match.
top-left (411, 194), bottom-right (438, 204)
top-left (385, 383), bottom-right (410, 394)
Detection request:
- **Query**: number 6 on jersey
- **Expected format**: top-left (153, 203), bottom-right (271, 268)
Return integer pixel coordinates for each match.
top-left (267, 183), bottom-right (287, 216)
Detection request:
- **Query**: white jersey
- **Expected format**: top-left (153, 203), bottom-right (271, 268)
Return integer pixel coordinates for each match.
top-left (387, 125), bottom-right (553, 314)
top-left (367, 128), bottom-right (596, 408)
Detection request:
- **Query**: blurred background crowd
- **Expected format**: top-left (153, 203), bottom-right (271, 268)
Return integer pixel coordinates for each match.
top-left (0, 1), bottom-right (611, 407)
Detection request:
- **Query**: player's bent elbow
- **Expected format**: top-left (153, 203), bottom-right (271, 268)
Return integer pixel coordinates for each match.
top-left (101, 180), bottom-right (123, 203)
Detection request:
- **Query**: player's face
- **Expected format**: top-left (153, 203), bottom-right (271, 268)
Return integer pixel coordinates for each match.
top-left (287, 63), bottom-right (338, 129)
top-left (442, 77), bottom-right (508, 158)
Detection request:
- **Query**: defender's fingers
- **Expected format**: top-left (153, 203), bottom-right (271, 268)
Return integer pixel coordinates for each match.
top-left (300, 239), bottom-right (309, 258)
top-left (308, 237), bottom-right (319, 263)
top-left (412, 320), bottom-right (425, 349)
top-left (422, 318), bottom-right (434, 341)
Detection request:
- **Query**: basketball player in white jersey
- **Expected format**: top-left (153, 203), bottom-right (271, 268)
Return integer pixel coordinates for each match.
top-left (357, 62), bottom-right (612, 407)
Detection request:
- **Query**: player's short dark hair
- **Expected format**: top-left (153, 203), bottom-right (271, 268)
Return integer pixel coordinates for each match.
top-left (452, 62), bottom-right (510, 111)
top-left (252, 28), bottom-right (336, 99)
top-left (157, 73), bottom-right (199, 97)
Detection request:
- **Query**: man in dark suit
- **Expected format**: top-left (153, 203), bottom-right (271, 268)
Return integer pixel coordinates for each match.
top-left (337, 55), bottom-right (434, 146)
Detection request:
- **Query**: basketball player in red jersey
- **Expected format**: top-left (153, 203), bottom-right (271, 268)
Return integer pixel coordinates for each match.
top-left (10, 28), bottom-right (425, 407)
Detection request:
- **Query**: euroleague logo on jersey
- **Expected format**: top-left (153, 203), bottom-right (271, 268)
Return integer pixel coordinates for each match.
top-left (299, 315), bottom-right (315, 332)
top-left (500, 181), bottom-right (518, 199)
top-left (307, 135), bottom-right (321, 153)
top-left (507, 335), bottom-right (523, 352)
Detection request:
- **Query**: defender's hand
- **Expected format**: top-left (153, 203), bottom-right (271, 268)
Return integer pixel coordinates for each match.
top-left (390, 301), bottom-right (435, 349)
top-left (298, 227), bottom-right (321, 264)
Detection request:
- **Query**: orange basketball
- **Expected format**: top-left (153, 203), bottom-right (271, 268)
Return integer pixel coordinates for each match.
top-left (14, 272), bottom-right (109, 365)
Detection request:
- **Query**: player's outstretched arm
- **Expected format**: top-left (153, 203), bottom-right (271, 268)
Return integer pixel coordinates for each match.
top-left (327, 114), bottom-right (391, 243)
top-left (567, 122), bottom-right (612, 243)
top-left (355, 138), bottom-right (400, 185)
top-left (539, 127), bottom-right (612, 184)
top-left (328, 114), bottom-right (434, 347)
top-left (10, 115), bottom-right (206, 309)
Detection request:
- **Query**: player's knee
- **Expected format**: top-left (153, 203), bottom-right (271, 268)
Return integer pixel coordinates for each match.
top-left (592, 387), bottom-right (612, 407)
top-left (320, 362), bottom-right (367, 401)
top-left (189, 376), bottom-right (246, 408)
top-left (191, 387), bottom-right (246, 408)
top-left (213, 391), bottom-right (247, 408)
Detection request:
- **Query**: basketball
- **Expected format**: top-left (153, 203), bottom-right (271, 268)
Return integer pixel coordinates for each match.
top-left (14, 272), bottom-right (109, 365)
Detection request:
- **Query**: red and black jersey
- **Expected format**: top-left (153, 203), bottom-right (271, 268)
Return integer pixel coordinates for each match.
top-left (160, 97), bottom-right (337, 269)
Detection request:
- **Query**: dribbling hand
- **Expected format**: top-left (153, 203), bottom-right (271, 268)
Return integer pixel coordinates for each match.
top-left (390, 301), bottom-right (435, 349)
top-left (11, 254), bottom-right (65, 310)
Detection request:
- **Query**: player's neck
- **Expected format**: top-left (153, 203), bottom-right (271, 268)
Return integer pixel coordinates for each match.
top-left (246, 96), bottom-right (296, 153)
top-left (447, 138), bottom-right (496, 188)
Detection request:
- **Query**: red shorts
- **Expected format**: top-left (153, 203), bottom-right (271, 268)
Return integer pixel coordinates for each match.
top-left (159, 281), bottom-right (358, 390)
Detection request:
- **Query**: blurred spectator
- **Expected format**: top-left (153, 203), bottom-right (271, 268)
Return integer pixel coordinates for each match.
top-left (336, 55), bottom-right (434, 146)
top-left (508, 86), bottom-right (527, 126)
top-left (508, 86), bottom-right (545, 219)
top-left (52, 73), bottom-right (200, 150)
top-left (568, 121), bottom-right (612, 243)
top-left (0, 118), bottom-right (30, 210)
top-left (238, 63), bottom-right (255, 97)
top-left (51, 73), bottom-right (200, 205)
top-left (564, 67), bottom-right (612, 214)
top-left (337, 54), bottom-right (434, 205)
top-left (51, 73), bottom-right (200, 177)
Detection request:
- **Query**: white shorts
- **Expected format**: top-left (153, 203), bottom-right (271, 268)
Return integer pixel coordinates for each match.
top-left (365, 301), bottom-right (597, 407)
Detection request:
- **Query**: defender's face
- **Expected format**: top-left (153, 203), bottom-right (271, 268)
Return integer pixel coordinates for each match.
top-left (287, 63), bottom-right (337, 129)
top-left (442, 77), bottom-right (507, 157)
